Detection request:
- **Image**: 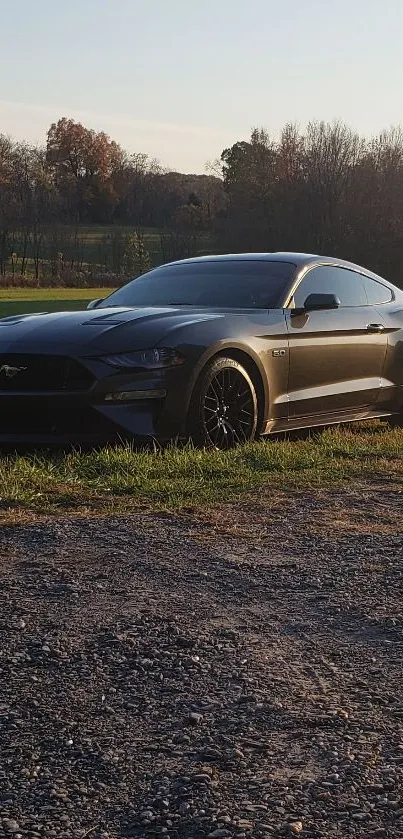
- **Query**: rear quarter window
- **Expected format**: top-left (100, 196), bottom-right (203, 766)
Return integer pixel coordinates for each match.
top-left (361, 276), bottom-right (393, 304)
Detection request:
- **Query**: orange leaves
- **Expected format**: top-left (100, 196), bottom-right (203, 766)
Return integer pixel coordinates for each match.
top-left (46, 118), bottom-right (125, 183)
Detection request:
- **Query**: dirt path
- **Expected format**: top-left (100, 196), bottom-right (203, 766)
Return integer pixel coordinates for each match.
top-left (1, 484), bottom-right (403, 839)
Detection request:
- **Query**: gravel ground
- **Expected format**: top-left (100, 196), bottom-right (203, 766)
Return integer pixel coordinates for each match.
top-left (1, 484), bottom-right (403, 839)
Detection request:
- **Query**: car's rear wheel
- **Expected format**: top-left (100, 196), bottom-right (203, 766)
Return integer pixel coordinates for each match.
top-left (188, 356), bottom-right (258, 448)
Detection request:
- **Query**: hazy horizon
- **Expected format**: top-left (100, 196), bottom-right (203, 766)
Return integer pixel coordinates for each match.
top-left (1, 0), bottom-right (403, 173)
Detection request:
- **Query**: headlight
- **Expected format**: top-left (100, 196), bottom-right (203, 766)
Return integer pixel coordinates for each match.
top-left (101, 348), bottom-right (184, 370)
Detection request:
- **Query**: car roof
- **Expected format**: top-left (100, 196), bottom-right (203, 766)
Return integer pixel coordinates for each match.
top-left (164, 252), bottom-right (391, 285)
top-left (166, 252), bottom-right (317, 267)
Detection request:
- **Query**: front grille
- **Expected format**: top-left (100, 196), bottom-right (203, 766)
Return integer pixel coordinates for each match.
top-left (0, 355), bottom-right (94, 392)
top-left (0, 397), bottom-right (117, 436)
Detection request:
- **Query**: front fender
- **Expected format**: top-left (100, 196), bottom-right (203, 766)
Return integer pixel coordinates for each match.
top-left (157, 308), bottom-right (288, 433)
top-left (179, 339), bottom-right (270, 432)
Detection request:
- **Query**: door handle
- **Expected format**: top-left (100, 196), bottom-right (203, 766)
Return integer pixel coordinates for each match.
top-left (366, 323), bottom-right (385, 333)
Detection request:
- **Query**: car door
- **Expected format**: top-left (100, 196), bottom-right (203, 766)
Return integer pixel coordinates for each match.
top-left (285, 265), bottom-right (388, 418)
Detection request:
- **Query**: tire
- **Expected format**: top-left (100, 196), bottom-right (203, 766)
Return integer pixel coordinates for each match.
top-left (188, 356), bottom-right (259, 448)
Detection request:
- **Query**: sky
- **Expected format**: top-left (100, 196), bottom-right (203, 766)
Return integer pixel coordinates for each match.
top-left (1, 0), bottom-right (403, 173)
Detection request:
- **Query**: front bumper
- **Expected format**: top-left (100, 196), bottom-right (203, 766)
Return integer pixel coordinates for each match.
top-left (0, 361), bottom-right (192, 446)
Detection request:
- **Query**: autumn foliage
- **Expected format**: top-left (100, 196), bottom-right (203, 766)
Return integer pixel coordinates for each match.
top-left (46, 118), bottom-right (126, 222)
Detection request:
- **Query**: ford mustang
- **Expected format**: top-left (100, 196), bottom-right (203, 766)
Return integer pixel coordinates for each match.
top-left (0, 252), bottom-right (402, 448)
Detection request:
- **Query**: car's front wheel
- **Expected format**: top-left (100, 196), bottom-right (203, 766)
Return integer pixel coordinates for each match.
top-left (188, 356), bottom-right (258, 448)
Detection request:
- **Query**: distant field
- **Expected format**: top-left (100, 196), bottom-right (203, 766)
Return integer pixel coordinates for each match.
top-left (0, 287), bottom-right (116, 317)
top-left (10, 225), bottom-right (165, 270)
top-left (63, 224), bottom-right (165, 266)
top-left (34, 225), bottom-right (212, 264)
top-left (8, 225), bottom-right (214, 279)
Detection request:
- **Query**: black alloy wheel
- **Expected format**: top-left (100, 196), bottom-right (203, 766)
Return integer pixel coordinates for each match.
top-left (188, 357), bottom-right (258, 448)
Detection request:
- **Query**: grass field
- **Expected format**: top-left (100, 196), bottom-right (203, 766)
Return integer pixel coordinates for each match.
top-left (0, 287), bottom-right (116, 317)
top-left (0, 422), bottom-right (402, 523)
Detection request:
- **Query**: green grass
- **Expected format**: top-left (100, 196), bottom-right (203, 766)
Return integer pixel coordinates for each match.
top-left (0, 422), bottom-right (402, 522)
top-left (0, 287), bottom-right (116, 317)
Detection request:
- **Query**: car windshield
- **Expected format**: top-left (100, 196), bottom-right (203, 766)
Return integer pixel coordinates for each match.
top-left (103, 260), bottom-right (296, 309)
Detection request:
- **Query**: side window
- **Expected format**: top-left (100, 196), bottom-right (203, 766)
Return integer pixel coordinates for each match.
top-left (293, 266), bottom-right (367, 308)
top-left (361, 275), bottom-right (393, 305)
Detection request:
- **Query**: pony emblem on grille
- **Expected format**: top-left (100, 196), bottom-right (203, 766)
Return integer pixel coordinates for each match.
top-left (0, 364), bottom-right (27, 379)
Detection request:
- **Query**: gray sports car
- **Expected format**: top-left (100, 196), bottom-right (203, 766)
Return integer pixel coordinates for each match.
top-left (0, 252), bottom-right (402, 447)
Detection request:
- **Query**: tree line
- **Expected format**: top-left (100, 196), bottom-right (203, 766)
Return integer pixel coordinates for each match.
top-left (1, 117), bottom-right (403, 285)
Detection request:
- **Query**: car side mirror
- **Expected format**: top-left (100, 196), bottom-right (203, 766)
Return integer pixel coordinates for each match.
top-left (304, 293), bottom-right (340, 311)
top-left (86, 298), bottom-right (104, 310)
top-left (291, 293), bottom-right (340, 316)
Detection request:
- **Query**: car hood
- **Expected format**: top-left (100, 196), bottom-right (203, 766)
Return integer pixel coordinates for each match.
top-left (0, 306), bottom-right (225, 354)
